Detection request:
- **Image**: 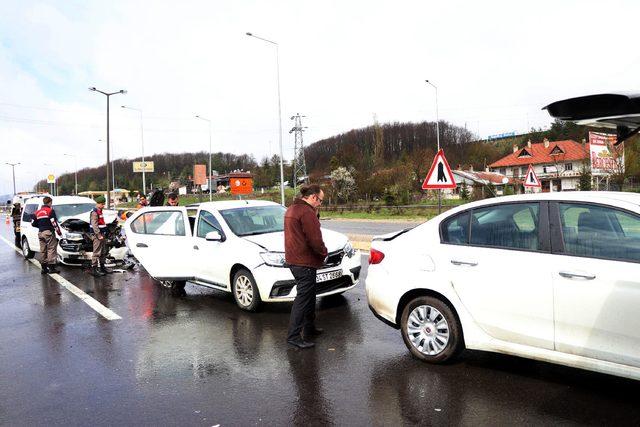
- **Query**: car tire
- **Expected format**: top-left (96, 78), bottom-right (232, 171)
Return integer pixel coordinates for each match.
top-left (232, 269), bottom-right (261, 312)
top-left (159, 280), bottom-right (186, 291)
top-left (21, 237), bottom-right (34, 259)
top-left (400, 296), bottom-right (463, 363)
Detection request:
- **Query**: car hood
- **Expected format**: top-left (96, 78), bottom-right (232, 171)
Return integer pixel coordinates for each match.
top-left (59, 211), bottom-right (118, 225)
top-left (242, 228), bottom-right (348, 252)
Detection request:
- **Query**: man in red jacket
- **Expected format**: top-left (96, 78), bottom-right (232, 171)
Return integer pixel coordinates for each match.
top-left (285, 184), bottom-right (328, 349)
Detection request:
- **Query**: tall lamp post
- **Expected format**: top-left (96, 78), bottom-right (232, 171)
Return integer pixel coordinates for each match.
top-left (246, 31), bottom-right (285, 206)
top-left (89, 87), bottom-right (126, 208)
top-left (5, 162), bottom-right (20, 196)
top-left (425, 79), bottom-right (442, 214)
top-left (121, 105), bottom-right (147, 196)
top-left (195, 115), bottom-right (213, 201)
top-left (63, 154), bottom-right (78, 195)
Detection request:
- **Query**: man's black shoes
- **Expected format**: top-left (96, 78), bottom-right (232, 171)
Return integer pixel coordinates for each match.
top-left (304, 327), bottom-right (324, 337)
top-left (287, 338), bottom-right (315, 349)
top-left (100, 265), bottom-right (113, 274)
top-left (48, 264), bottom-right (60, 274)
top-left (91, 266), bottom-right (106, 277)
top-left (41, 264), bottom-right (49, 275)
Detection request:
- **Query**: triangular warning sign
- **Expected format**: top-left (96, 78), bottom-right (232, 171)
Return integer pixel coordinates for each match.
top-left (523, 164), bottom-right (541, 187)
top-left (422, 149), bottom-right (457, 190)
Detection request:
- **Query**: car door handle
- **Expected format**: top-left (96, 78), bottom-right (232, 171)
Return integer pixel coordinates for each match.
top-left (136, 243), bottom-right (148, 248)
top-left (193, 245), bottom-right (199, 250)
top-left (559, 271), bottom-right (596, 280)
top-left (451, 260), bottom-right (478, 267)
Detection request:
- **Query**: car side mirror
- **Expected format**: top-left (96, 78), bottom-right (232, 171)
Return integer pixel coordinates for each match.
top-left (205, 230), bottom-right (224, 242)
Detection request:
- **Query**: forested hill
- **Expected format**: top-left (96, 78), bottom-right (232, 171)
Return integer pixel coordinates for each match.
top-left (37, 118), bottom-right (639, 198)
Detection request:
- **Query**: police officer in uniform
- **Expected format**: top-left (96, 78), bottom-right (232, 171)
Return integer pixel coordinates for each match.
top-left (31, 196), bottom-right (62, 274)
top-left (89, 196), bottom-right (112, 277)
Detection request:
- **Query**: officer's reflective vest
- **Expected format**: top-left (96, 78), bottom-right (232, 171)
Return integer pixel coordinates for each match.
top-left (92, 207), bottom-right (107, 232)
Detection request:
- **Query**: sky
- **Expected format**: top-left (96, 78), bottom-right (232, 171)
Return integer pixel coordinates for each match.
top-left (1, 0), bottom-right (639, 195)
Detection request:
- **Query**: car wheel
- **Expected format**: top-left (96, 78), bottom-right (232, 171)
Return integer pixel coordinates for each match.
top-left (159, 280), bottom-right (186, 291)
top-left (232, 269), bottom-right (261, 312)
top-left (21, 237), bottom-right (34, 259)
top-left (400, 296), bottom-right (463, 363)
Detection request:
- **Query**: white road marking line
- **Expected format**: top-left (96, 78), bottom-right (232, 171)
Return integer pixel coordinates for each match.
top-left (0, 235), bottom-right (122, 321)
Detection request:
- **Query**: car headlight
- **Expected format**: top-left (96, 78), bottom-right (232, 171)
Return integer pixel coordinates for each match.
top-left (344, 241), bottom-right (356, 258)
top-left (260, 251), bottom-right (286, 267)
top-left (65, 232), bottom-right (83, 241)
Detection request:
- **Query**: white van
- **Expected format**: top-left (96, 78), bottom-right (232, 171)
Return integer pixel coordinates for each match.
top-left (20, 195), bottom-right (127, 266)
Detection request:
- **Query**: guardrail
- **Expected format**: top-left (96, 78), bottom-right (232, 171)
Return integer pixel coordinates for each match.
top-left (319, 204), bottom-right (457, 213)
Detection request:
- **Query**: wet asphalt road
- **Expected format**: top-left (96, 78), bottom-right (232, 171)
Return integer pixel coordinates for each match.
top-left (1, 224), bottom-right (640, 426)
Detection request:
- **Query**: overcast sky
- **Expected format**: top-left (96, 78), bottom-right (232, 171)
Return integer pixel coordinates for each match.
top-left (1, 0), bottom-right (639, 194)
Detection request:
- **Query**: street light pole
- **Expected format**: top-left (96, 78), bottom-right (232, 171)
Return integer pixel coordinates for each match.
top-left (89, 87), bottom-right (126, 208)
top-left (195, 115), bottom-right (213, 202)
top-left (246, 31), bottom-right (285, 206)
top-left (425, 79), bottom-right (442, 214)
top-left (5, 162), bottom-right (20, 195)
top-left (63, 154), bottom-right (78, 194)
top-left (122, 106), bottom-right (147, 196)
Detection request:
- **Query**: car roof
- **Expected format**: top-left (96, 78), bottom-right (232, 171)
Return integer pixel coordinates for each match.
top-left (192, 200), bottom-right (281, 210)
top-left (446, 192), bottom-right (640, 214)
top-left (25, 195), bottom-right (95, 205)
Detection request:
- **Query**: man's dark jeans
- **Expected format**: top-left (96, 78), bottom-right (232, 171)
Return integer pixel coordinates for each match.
top-left (287, 266), bottom-right (317, 341)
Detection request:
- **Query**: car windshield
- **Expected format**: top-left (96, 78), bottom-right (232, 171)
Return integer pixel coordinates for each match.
top-left (219, 205), bottom-right (286, 236)
top-left (54, 203), bottom-right (95, 219)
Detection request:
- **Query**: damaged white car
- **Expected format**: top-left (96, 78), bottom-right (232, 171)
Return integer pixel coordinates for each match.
top-left (20, 195), bottom-right (129, 266)
top-left (125, 200), bottom-right (361, 311)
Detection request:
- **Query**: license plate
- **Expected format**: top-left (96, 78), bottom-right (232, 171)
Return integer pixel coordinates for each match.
top-left (316, 269), bottom-right (342, 283)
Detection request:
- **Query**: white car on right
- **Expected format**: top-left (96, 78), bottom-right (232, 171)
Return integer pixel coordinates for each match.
top-left (366, 191), bottom-right (640, 381)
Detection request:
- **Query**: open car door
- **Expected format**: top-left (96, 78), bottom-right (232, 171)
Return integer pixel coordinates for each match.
top-left (543, 92), bottom-right (640, 145)
top-left (125, 207), bottom-right (193, 280)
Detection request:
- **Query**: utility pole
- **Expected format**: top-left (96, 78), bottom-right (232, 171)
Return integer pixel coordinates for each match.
top-left (289, 113), bottom-right (308, 193)
top-left (425, 80), bottom-right (442, 214)
top-left (5, 163), bottom-right (20, 195)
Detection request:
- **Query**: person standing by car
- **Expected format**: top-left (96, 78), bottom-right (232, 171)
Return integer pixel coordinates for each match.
top-left (136, 194), bottom-right (148, 209)
top-left (284, 184), bottom-right (328, 349)
top-left (89, 196), bottom-right (112, 277)
top-left (10, 197), bottom-right (22, 246)
top-left (166, 193), bottom-right (179, 206)
top-left (31, 196), bottom-right (62, 274)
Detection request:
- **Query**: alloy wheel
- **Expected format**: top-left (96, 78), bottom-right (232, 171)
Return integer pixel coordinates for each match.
top-left (235, 275), bottom-right (254, 307)
top-left (406, 305), bottom-right (450, 356)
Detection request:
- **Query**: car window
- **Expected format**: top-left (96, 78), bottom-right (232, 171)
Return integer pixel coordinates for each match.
top-left (560, 203), bottom-right (640, 262)
top-left (197, 210), bottom-right (223, 238)
top-left (470, 203), bottom-right (540, 250)
top-left (22, 204), bottom-right (38, 222)
top-left (219, 205), bottom-right (286, 236)
top-left (441, 212), bottom-right (470, 244)
top-left (130, 211), bottom-right (186, 236)
top-left (54, 203), bottom-right (94, 218)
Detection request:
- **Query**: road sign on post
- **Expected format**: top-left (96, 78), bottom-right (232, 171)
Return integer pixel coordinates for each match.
top-left (523, 164), bottom-right (541, 188)
top-left (230, 177), bottom-right (253, 195)
top-left (47, 174), bottom-right (55, 184)
top-left (421, 149), bottom-right (457, 190)
top-left (193, 164), bottom-right (207, 186)
top-left (133, 161), bottom-right (154, 173)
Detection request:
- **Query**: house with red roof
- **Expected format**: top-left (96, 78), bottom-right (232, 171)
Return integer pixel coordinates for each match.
top-left (489, 138), bottom-right (590, 192)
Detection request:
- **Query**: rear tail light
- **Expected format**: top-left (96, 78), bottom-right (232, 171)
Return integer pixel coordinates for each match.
top-left (369, 248), bottom-right (385, 265)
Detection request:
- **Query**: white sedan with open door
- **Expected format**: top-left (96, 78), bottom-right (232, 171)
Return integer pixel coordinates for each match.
top-left (366, 192), bottom-right (640, 381)
top-left (125, 200), bottom-right (361, 311)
